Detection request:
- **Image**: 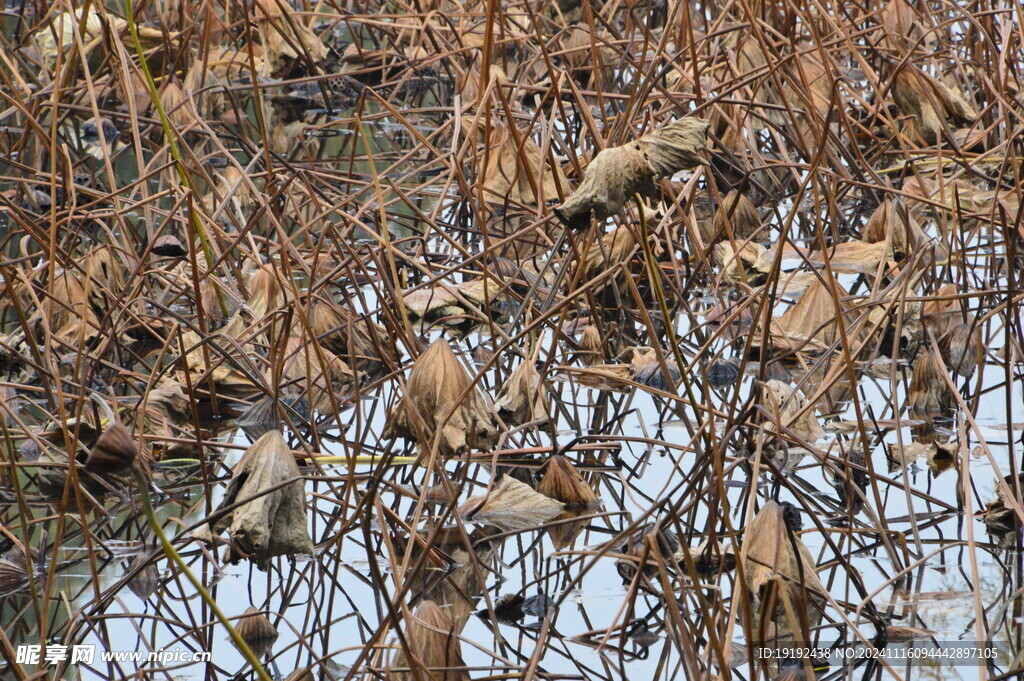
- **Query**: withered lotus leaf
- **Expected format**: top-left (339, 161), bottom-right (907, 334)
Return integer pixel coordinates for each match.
top-left (459, 474), bottom-right (564, 532)
top-left (714, 241), bottom-right (770, 286)
top-left (762, 380), bottom-right (824, 444)
top-left (537, 455), bottom-right (599, 507)
top-left (942, 322), bottom-right (983, 379)
top-left (494, 360), bottom-right (549, 426)
top-left (741, 500), bottom-right (825, 637)
top-left (85, 424), bottom-right (137, 475)
top-left (235, 606), bottom-right (279, 659)
top-left (388, 600), bottom-right (469, 681)
top-left (555, 118), bottom-right (709, 229)
top-left (707, 190), bottom-right (761, 244)
top-left (385, 339), bottom-right (499, 456)
top-left (909, 351), bottom-right (956, 416)
top-left (201, 430), bottom-right (314, 566)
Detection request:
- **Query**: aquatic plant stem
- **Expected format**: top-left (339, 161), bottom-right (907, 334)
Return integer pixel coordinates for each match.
top-left (123, 0), bottom-right (227, 316)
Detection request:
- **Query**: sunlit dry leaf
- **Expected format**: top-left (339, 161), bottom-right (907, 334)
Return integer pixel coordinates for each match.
top-left (388, 601), bottom-right (469, 681)
top-left (403, 279), bottom-right (509, 337)
top-left (742, 500), bottom-right (825, 639)
top-left (880, 0), bottom-right (926, 47)
top-left (385, 340), bottom-right (499, 456)
top-left (494, 360), bottom-right (548, 426)
top-left (555, 118), bottom-right (709, 228)
top-left (761, 380), bottom-right (824, 444)
top-left (537, 455), bottom-right (598, 507)
top-left (199, 430), bottom-right (314, 567)
top-left (908, 351), bottom-right (956, 416)
top-left (460, 474), bottom-right (564, 531)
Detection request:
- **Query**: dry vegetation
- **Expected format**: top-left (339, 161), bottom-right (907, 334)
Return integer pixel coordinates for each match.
top-left (0, 0), bottom-right (1023, 679)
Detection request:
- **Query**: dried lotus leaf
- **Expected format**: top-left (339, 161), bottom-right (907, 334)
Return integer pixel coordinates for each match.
top-left (198, 430), bottom-right (314, 567)
top-left (494, 360), bottom-right (548, 426)
top-left (460, 474), bottom-right (564, 531)
top-left (388, 600), bottom-right (469, 681)
top-left (384, 340), bottom-right (499, 456)
top-left (537, 455), bottom-right (598, 507)
top-left (555, 118), bottom-right (708, 228)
